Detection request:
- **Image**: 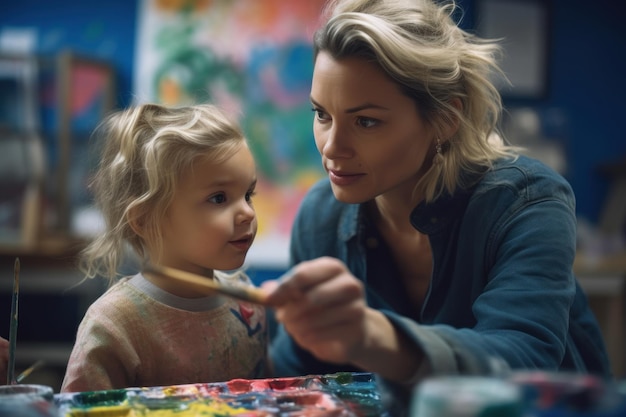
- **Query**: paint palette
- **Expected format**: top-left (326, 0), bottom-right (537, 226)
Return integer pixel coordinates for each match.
top-left (54, 372), bottom-right (389, 417)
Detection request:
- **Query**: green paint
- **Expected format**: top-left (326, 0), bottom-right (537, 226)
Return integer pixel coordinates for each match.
top-left (334, 372), bottom-right (355, 385)
top-left (73, 389), bottom-right (128, 407)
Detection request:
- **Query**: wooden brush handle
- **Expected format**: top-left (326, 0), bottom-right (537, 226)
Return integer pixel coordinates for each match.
top-left (143, 263), bottom-right (269, 305)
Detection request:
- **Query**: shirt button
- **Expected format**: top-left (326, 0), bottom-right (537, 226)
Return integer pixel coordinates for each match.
top-left (366, 237), bottom-right (378, 248)
top-left (430, 217), bottom-right (438, 223)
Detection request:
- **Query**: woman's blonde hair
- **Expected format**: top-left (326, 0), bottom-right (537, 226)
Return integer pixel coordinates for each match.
top-left (81, 103), bottom-right (246, 284)
top-left (314, 0), bottom-right (518, 202)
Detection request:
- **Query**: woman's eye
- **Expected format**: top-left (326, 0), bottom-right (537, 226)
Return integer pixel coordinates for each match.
top-left (311, 107), bottom-right (330, 122)
top-left (357, 117), bottom-right (378, 128)
top-left (208, 193), bottom-right (227, 204)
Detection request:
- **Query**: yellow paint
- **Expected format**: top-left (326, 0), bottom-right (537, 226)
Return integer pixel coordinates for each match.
top-left (66, 401), bottom-right (254, 416)
top-left (67, 405), bottom-right (131, 417)
top-left (136, 401), bottom-right (252, 416)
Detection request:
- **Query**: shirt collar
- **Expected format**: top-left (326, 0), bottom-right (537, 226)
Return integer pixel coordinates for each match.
top-left (336, 184), bottom-right (476, 240)
top-left (410, 188), bottom-right (473, 234)
top-left (338, 202), bottom-right (361, 242)
top-left (336, 166), bottom-right (481, 240)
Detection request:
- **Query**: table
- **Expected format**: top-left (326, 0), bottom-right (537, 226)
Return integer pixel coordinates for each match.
top-left (574, 250), bottom-right (626, 378)
top-left (22, 371), bottom-right (626, 417)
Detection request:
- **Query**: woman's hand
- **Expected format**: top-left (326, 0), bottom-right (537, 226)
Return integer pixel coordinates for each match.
top-left (263, 257), bottom-right (367, 364)
top-left (262, 257), bottom-right (422, 381)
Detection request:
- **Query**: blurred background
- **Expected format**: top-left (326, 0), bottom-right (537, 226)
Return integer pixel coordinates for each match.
top-left (0, 0), bottom-right (624, 390)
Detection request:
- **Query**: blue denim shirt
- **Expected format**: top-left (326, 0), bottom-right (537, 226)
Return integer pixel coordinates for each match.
top-left (271, 155), bottom-right (611, 381)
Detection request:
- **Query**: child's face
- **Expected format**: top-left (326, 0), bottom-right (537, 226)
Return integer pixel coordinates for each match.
top-left (159, 142), bottom-right (258, 276)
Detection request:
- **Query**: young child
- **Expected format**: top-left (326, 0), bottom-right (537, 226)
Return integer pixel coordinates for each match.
top-left (61, 103), bottom-right (268, 392)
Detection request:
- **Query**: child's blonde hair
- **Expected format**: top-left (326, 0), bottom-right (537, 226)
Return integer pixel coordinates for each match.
top-left (81, 103), bottom-right (246, 285)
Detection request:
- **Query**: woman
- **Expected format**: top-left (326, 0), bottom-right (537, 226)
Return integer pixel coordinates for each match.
top-left (263, 0), bottom-right (611, 396)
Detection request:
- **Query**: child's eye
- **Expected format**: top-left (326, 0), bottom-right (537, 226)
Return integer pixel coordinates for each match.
top-left (208, 193), bottom-right (227, 204)
top-left (356, 117), bottom-right (378, 128)
top-left (245, 190), bottom-right (256, 203)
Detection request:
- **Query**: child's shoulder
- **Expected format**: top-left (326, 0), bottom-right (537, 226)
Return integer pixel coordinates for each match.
top-left (84, 276), bottom-right (141, 316)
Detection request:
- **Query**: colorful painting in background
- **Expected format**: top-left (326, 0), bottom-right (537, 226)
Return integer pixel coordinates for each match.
top-left (133, 0), bottom-right (328, 268)
top-left (67, 64), bottom-right (112, 135)
top-left (54, 372), bottom-right (389, 417)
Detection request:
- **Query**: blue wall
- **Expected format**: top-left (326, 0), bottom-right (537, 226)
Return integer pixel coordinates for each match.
top-left (2, 0), bottom-right (625, 225)
top-left (466, 0), bottom-right (626, 225)
top-left (530, 0), bottom-right (625, 225)
top-left (2, 0), bottom-right (138, 107)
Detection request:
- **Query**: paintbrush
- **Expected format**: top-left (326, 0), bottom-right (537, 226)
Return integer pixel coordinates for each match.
top-left (15, 359), bottom-right (45, 383)
top-left (143, 263), bottom-right (269, 305)
top-left (7, 257), bottom-right (19, 385)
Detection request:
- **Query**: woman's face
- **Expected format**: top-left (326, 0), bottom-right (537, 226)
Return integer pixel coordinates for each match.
top-left (310, 51), bottom-right (436, 204)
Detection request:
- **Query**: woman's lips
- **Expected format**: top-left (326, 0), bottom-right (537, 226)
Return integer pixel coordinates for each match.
top-left (328, 169), bottom-right (365, 186)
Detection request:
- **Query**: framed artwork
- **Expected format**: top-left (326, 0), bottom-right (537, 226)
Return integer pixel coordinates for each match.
top-left (54, 51), bottom-right (116, 233)
top-left (134, 0), bottom-right (328, 268)
top-left (475, 0), bottom-right (549, 99)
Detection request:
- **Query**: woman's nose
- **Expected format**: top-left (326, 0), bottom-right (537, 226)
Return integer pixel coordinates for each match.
top-left (319, 124), bottom-right (353, 159)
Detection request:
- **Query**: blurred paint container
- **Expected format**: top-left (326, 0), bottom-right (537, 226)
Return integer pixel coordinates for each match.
top-left (0, 384), bottom-right (60, 417)
top-left (410, 376), bottom-right (523, 417)
top-left (509, 371), bottom-right (604, 409)
top-left (508, 371), bottom-right (619, 415)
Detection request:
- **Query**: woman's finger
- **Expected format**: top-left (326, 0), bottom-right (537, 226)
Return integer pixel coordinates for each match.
top-left (264, 257), bottom-right (351, 306)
